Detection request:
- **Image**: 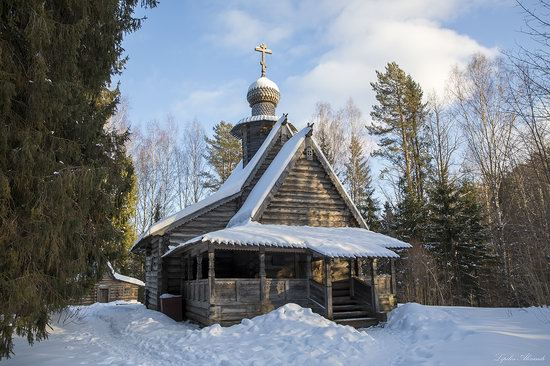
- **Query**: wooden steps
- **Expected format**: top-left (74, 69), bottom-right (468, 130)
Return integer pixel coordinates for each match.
top-left (331, 280), bottom-right (378, 329)
top-left (335, 317), bottom-right (379, 328)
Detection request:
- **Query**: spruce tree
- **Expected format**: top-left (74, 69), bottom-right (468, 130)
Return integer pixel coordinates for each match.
top-left (204, 121), bottom-right (242, 190)
top-left (380, 201), bottom-right (397, 236)
top-left (0, 0), bottom-right (156, 358)
top-left (344, 135), bottom-right (380, 230)
top-left (426, 178), bottom-right (491, 305)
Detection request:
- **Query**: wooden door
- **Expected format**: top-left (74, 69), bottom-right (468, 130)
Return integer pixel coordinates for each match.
top-left (98, 288), bottom-right (109, 303)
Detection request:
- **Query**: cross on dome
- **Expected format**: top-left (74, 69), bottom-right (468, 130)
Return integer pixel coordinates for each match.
top-left (254, 43), bottom-right (272, 77)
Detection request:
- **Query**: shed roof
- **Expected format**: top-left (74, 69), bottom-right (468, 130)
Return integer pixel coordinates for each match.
top-left (163, 221), bottom-right (411, 259)
top-left (107, 262), bottom-right (145, 286)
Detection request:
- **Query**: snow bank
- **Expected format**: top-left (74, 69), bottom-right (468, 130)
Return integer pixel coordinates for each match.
top-left (6, 302), bottom-right (550, 366)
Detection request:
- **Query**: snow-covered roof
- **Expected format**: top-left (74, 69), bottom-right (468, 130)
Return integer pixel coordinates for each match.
top-left (228, 124), bottom-right (367, 229)
top-left (237, 114), bottom-right (280, 125)
top-left (107, 262), bottom-right (145, 286)
top-left (130, 115), bottom-right (288, 252)
top-left (163, 221), bottom-right (411, 259)
top-left (228, 125), bottom-right (311, 227)
top-left (248, 76), bottom-right (279, 93)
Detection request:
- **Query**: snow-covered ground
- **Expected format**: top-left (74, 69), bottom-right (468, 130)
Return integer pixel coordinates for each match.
top-left (4, 302), bottom-right (549, 366)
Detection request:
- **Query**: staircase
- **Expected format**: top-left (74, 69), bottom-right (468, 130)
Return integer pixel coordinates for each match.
top-left (332, 280), bottom-right (378, 328)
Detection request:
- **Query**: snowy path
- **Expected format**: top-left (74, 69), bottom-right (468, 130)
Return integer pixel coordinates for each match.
top-left (4, 302), bottom-right (550, 366)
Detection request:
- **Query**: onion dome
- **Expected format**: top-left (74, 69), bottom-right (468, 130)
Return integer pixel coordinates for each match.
top-left (247, 76), bottom-right (280, 116)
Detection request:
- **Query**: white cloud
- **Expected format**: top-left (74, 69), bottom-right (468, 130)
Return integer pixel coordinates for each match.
top-left (277, 0), bottom-right (499, 126)
top-left (192, 0), bottom-right (504, 130)
top-left (173, 79), bottom-right (249, 128)
top-left (208, 10), bottom-right (292, 52)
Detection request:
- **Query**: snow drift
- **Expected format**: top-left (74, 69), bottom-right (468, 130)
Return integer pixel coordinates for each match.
top-left (5, 302), bottom-right (550, 366)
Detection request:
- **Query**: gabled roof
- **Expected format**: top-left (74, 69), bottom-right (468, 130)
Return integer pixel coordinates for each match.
top-left (107, 262), bottom-right (144, 286)
top-left (130, 115), bottom-right (289, 252)
top-left (227, 125), bottom-right (368, 229)
top-left (163, 221), bottom-right (411, 259)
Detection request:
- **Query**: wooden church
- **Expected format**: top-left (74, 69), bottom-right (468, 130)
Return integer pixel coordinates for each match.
top-left (130, 44), bottom-right (411, 328)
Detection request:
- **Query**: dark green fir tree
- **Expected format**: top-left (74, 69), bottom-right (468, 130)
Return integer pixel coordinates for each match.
top-left (426, 178), bottom-right (491, 305)
top-left (0, 0), bottom-right (156, 358)
top-left (344, 135), bottom-right (380, 231)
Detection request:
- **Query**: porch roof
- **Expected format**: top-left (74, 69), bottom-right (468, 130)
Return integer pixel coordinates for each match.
top-left (163, 221), bottom-right (411, 259)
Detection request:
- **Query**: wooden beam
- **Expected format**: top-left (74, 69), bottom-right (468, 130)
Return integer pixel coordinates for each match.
top-left (390, 258), bottom-right (397, 295)
top-left (197, 253), bottom-right (203, 280)
top-left (180, 256), bottom-right (187, 298)
top-left (208, 244), bottom-right (215, 304)
top-left (371, 259), bottom-right (378, 313)
top-left (306, 253), bottom-right (312, 302)
top-left (259, 247), bottom-right (266, 312)
top-left (324, 257), bottom-right (333, 320)
top-left (349, 259), bottom-right (355, 298)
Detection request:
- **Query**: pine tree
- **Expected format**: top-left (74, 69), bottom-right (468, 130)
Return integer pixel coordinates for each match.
top-left (0, 0), bottom-right (156, 358)
top-left (369, 62), bottom-right (430, 242)
top-left (204, 121), bottom-right (242, 190)
top-left (368, 62), bottom-right (429, 200)
top-left (344, 135), bottom-right (380, 231)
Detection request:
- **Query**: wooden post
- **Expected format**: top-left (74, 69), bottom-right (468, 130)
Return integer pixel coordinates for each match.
top-left (259, 247), bottom-right (266, 312)
top-left (370, 258), bottom-right (378, 313)
top-left (390, 259), bottom-right (397, 295)
top-left (180, 255), bottom-right (187, 298)
top-left (324, 257), bottom-right (333, 320)
top-left (157, 237), bottom-right (164, 306)
top-left (197, 253), bottom-right (203, 280)
top-left (306, 254), bottom-right (312, 302)
top-left (187, 255), bottom-right (192, 281)
top-left (208, 245), bottom-right (215, 303)
top-left (357, 258), bottom-right (364, 278)
top-left (349, 258), bottom-right (355, 298)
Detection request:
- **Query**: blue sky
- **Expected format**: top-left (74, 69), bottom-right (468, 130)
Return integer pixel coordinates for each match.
top-left (117, 0), bottom-right (529, 134)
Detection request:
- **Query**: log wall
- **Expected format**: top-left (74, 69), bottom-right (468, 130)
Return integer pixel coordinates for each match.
top-left (145, 238), bottom-right (161, 310)
top-left (209, 278), bottom-right (309, 325)
top-left (259, 149), bottom-right (359, 227)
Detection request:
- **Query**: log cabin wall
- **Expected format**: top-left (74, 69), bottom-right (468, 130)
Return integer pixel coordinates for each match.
top-left (259, 148), bottom-right (359, 227)
top-left (145, 237), bottom-right (161, 310)
top-left (160, 198), bottom-right (240, 298)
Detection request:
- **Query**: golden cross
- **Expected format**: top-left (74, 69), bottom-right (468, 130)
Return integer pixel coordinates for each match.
top-left (255, 43), bottom-right (272, 77)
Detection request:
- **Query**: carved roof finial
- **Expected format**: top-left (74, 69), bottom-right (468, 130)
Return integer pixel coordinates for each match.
top-left (255, 43), bottom-right (272, 77)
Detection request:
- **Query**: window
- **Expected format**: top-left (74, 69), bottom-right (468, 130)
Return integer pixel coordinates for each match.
top-left (123, 287), bottom-right (131, 296)
top-left (306, 146), bottom-right (313, 160)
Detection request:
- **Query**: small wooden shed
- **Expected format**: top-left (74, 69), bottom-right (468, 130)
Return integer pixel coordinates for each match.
top-left (77, 262), bottom-right (145, 305)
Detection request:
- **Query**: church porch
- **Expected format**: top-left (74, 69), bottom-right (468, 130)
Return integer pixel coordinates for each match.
top-left (168, 239), bottom-right (399, 327)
